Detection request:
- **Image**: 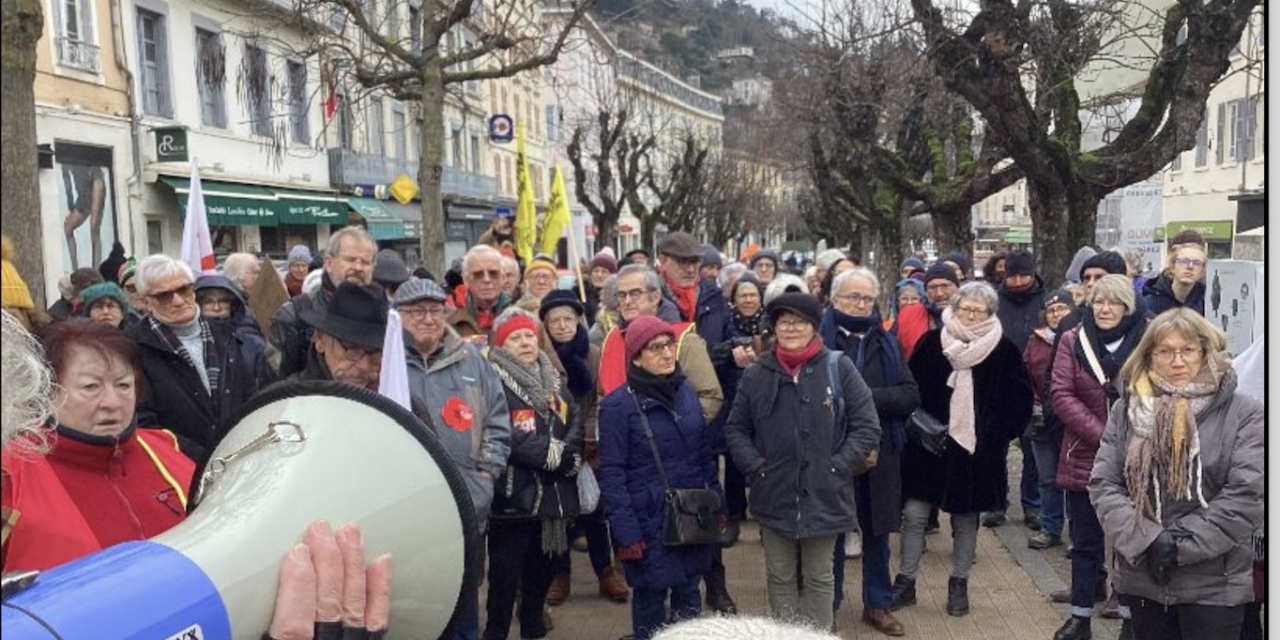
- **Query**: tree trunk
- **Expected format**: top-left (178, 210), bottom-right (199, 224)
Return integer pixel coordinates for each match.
top-left (1028, 183), bottom-right (1073, 289)
top-left (1066, 189), bottom-right (1098, 257)
top-left (931, 206), bottom-right (973, 257)
top-left (1, 0), bottom-right (45, 306)
top-left (873, 216), bottom-right (905, 308)
top-left (595, 215), bottom-right (617, 257)
top-left (639, 212), bottom-right (659, 255)
top-left (416, 62), bottom-right (447, 276)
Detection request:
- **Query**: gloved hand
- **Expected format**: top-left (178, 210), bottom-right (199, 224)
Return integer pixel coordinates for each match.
top-left (718, 514), bottom-right (728, 532)
top-left (616, 540), bottom-right (647, 562)
top-left (1146, 530), bottom-right (1182, 586)
top-left (556, 451), bottom-right (582, 476)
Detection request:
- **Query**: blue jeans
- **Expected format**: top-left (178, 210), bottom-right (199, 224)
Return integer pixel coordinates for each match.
top-left (833, 475), bottom-right (893, 611)
top-left (1029, 434), bottom-right (1065, 536)
top-left (551, 509), bottom-right (613, 577)
top-left (1019, 436), bottom-right (1041, 513)
top-left (631, 575), bottom-right (702, 640)
top-left (1067, 490), bottom-right (1106, 615)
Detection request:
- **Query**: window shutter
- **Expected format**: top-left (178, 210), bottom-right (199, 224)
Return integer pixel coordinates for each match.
top-left (1215, 103), bottom-right (1225, 164)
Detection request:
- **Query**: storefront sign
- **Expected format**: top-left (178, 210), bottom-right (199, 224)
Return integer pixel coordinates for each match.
top-left (1165, 220), bottom-right (1234, 242)
top-left (155, 127), bottom-right (189, 163)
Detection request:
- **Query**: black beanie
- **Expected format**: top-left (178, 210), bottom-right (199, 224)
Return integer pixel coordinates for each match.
top-left (924, 263), bottom-right (960, 287)
top-left (766, 292), bottom-right (823, 328)
top-left (1043, 288), bottom-right (1074, 310)
top-left (1079, 251), bottom-right (1127, 279)
top-left (1005, 250), bottom-right (1035, 277)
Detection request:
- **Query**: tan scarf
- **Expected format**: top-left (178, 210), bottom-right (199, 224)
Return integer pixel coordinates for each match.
top-left (1124, 351), bottom-right (1230, 528)
top-left (939, 307), bottom-right (1004, 453)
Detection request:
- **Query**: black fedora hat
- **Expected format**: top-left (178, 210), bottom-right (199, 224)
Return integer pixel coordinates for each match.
top-left (300, 282), bottom-right (388, 349)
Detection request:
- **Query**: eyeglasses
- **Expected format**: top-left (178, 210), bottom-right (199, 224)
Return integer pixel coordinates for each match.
top-left (470, 269), bottom-right (501, 281)
top-left (1090, 299), bottom-right (1126, 310)
top-left (835, 293), bottom-right (876, 307)
top-left (926, 283), bottom-right (955, 294)
top-left (399, 305), bottom-right (446, 321)
top-left (955, 305), bottom-right (991, 318)
top-left (526, 272), bottom-right (556, 283)
top-left (328, 337), bottom-right (383, 362)
top-left (148, 283), bottom-right (195, 304)
top-left (775, 318), bottom-right (810, 331)
top-left (1153, 346), bottom-right (1203, 364)
top-left (1175, 258), bottom-right (1205, 269)
top-left (645, 339), bottom-right (676, 355)
top-left (1045, 305), bottom-right (1072, 317)
top-left (617, 288), bottom-right (653, 302)
top-left (198, 296), bottom-right (235, 308)
top-left (755, 262), bottom-right (776, 271)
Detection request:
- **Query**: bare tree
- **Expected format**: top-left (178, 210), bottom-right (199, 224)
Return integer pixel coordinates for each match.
top-left (908, 0), bottom-right (1262, 278)
top-left (1, 0), bottom-right (46, 304)
top-left (566, 109), bottom-right (654, 252)
top-left (259, 0), bottom-right (598, 274)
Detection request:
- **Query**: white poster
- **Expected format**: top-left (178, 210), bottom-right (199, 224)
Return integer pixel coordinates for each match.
top-left (1116, 181), bottom-right (1164, 276)
top-left (1205, 259), bottom-right (1259, 358)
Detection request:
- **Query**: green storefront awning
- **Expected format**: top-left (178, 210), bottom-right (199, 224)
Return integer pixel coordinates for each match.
top-left (346, 197), bottom-right (406, 240)
top-left (275, 188), bottom-right (348, 225)
top-left (161, 176), bottom-right (279, 226)
top-left (1003, 230), bottom-right (1033, 244)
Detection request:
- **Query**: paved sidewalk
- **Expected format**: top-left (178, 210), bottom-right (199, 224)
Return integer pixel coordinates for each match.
top-left (526, 517), bottom-right (1073, 640)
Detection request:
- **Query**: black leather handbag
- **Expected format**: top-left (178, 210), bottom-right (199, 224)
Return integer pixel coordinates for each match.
top-left (631, 391), bottom-right (723, 547)
top-left (907, 408), bottom-right (949, 456)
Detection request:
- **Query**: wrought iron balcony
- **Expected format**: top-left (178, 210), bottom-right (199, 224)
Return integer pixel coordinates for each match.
top-left (56, 37), bottom-right (102, 73)
top-left (327, 148), bottom-right (497, 200)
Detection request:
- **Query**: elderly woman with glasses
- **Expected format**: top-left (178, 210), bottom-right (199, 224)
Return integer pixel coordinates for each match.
top-left (893, 281), bottom-right (1033, 617)
top-left (726, 293), bottom-right (881, 632)
top-left (598, 316), bottom-right (725, 640)
top-left (821, 268), bottom-right (920, 636)
top-left (1089, 308), bottom-right (1262, 640)
top-left (1049, 275), bottom-right (1150, 640)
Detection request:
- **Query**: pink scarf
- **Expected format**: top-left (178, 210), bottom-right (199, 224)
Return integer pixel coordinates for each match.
top-left (940, 306), bottom-right (1004, 453)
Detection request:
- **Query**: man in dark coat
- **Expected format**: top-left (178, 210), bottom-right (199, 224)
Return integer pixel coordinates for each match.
top-left (988, 249), bottom-right (1046, 529)
top-left (271, 227), bottom-right (377, 378)
top-left (127, 255), bottom-right (260, 465)
top-left (654, 231), bottom-right (742, 614)
top-left (1143, 236), bottom-right (1208, 316)
top-left (821, 268), bottom-right (919, 636)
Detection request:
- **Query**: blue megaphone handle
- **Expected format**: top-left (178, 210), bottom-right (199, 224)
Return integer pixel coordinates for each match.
top-left (2, 541), bottom-right (231, 640)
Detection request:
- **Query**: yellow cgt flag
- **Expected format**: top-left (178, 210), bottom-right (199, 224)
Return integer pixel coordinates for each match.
top-left (514, 121), bottom-right (537, 266)
top-left (541, 165), bottom-right (571, 256)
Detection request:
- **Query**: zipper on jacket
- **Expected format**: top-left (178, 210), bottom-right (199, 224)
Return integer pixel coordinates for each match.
top-left (108, 444), bottom-right (146, 537)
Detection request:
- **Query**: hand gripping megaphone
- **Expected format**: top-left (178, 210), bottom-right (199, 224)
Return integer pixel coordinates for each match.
top-left (2, 380), bottom-right (480, 640)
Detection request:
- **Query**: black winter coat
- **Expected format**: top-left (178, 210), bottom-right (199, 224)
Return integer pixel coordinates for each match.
top-left (1143, 272), bottom-right (1206, 316)
top-left (903, 330), bottom-right (1033, 514)
top-left (270, 277), bottom-right (332, 378)
top-left (725, 345), bottom-right (881, 539)
top-left (128, 319), bottom-right (260, 465)
top-left (491, 376), bottom-right (584, 521)
top-left (826, 327), bottom-right (920, 536)
top-left (997, 276), bottom-right (1046, 352)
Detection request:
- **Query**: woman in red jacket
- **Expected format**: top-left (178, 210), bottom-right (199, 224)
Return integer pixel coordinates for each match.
top-left (1049, 275), bottom-right (1148, 640)
top-left (2, 319), bottom-right (194, 571)
top-left (1022, 289), bottom-right (1075, 551)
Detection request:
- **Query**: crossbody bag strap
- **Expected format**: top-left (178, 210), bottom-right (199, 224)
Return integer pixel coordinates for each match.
top-left (1077, 329), bottom-right (1110, 385)
top-left (629, 388), bottom-right (672, 493)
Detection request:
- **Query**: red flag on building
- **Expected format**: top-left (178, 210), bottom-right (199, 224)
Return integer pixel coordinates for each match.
top-left (325, 80), bottom-right (338, 120)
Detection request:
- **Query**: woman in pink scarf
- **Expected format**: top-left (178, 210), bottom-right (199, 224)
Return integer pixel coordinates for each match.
top-left (890, 281), bottom-right (1033, 618)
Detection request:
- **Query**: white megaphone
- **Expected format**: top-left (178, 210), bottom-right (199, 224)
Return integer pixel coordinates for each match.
top-left (1, 380), bottom-right (479, 640)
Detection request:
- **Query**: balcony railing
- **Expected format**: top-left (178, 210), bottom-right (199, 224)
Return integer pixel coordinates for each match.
top-left (56, 37), bottom-right (102, 73)
top-left (328, 148), bottom-right (497, 200)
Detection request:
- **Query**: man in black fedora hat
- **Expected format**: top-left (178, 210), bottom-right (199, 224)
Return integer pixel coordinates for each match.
top-left (297, 281), bottom-right (388, 390)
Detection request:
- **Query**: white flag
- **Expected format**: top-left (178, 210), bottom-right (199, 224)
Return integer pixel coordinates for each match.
top-left (182, 158), bottom-right (216, 275)
top-left (378, 308), bottom-right (412, 411)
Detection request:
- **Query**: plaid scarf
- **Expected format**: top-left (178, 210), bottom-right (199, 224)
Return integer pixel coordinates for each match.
top-left (148, 315), bottom-right (222, 411)
top-left (1124, 351), bottom-right (1230, 528)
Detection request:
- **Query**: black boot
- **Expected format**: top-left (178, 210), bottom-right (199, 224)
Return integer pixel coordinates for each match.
top-left (946, 577), bottom-right (969, 616)
top-left (720, 517), bottom-right (742, 547)
top-left (1053, 616), bottom-right (1092, 640)
top-left (889, 574), bottom-right (916, 611)
top-left (704, 555), bottom-right (738, 615)
top-left (1117, 619), bottom-right (1134, 640)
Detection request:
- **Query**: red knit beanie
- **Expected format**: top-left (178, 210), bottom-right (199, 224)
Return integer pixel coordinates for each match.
top-left (494, 314), bottom-right (539, 348)
top-left (624, 316), bottom-right (675, 362)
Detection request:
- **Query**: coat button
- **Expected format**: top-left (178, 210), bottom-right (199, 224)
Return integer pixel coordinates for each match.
top-left (802, 395), bottom-right (810, 403)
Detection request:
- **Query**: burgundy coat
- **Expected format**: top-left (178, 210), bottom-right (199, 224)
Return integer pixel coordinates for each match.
top-left (1050, 329), bottom-right (1110, 492)
top-left (1022, 328), bottom-right (1055, 408)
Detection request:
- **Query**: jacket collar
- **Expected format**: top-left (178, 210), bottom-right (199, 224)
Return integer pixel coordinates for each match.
top-left (48, 422), bottom-right (138, 471)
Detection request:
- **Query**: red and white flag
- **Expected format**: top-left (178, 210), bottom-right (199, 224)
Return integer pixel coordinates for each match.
top-left (182, 158), bottom-right (216, 275)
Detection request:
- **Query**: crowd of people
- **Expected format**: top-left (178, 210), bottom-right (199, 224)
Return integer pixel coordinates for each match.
top-left (0, 221), bottom-right (1264, 640)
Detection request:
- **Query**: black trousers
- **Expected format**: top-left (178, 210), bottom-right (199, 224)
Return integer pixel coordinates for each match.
top-left (1129, 596), bottom-right (1245, 640)
top-left (484, 519), bottom-right (555, 640)
top-left (723, 453), bottom-right (748, 518)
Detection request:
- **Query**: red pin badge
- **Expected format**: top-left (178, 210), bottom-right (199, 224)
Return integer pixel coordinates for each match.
top-left (443, 396), bottom-right (475, 432)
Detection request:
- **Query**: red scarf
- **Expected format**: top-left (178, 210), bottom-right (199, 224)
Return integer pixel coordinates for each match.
top-left (776, 337), bottom-right (822, 377)
top-left (284, 271), bottom-right (305, 297)
top-left (664, 273), bottom-right (698, 322)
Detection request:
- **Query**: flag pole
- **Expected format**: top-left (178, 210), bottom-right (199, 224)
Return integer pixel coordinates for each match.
top-left (565, 211), bottom-right (586, 302)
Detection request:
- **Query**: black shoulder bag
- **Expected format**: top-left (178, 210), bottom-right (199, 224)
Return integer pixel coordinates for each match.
top-left (630, 389), bottom-right (723, 547)
top-left (907, 408), bottom-right (949, 456)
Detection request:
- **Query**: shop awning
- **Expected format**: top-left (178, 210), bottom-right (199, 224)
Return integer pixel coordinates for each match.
top-left (161, 176), bottom-right (279, 226)
top-left (275, 188), bottom-right (348, 225)
top-left (346, 197), bottom-right (406, 241)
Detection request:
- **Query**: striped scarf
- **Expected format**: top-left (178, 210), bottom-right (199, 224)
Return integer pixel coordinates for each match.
top-left (147, 315), bottom-right (222, 409)
top-left (1124, 351), bottom-right (1229, 528)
